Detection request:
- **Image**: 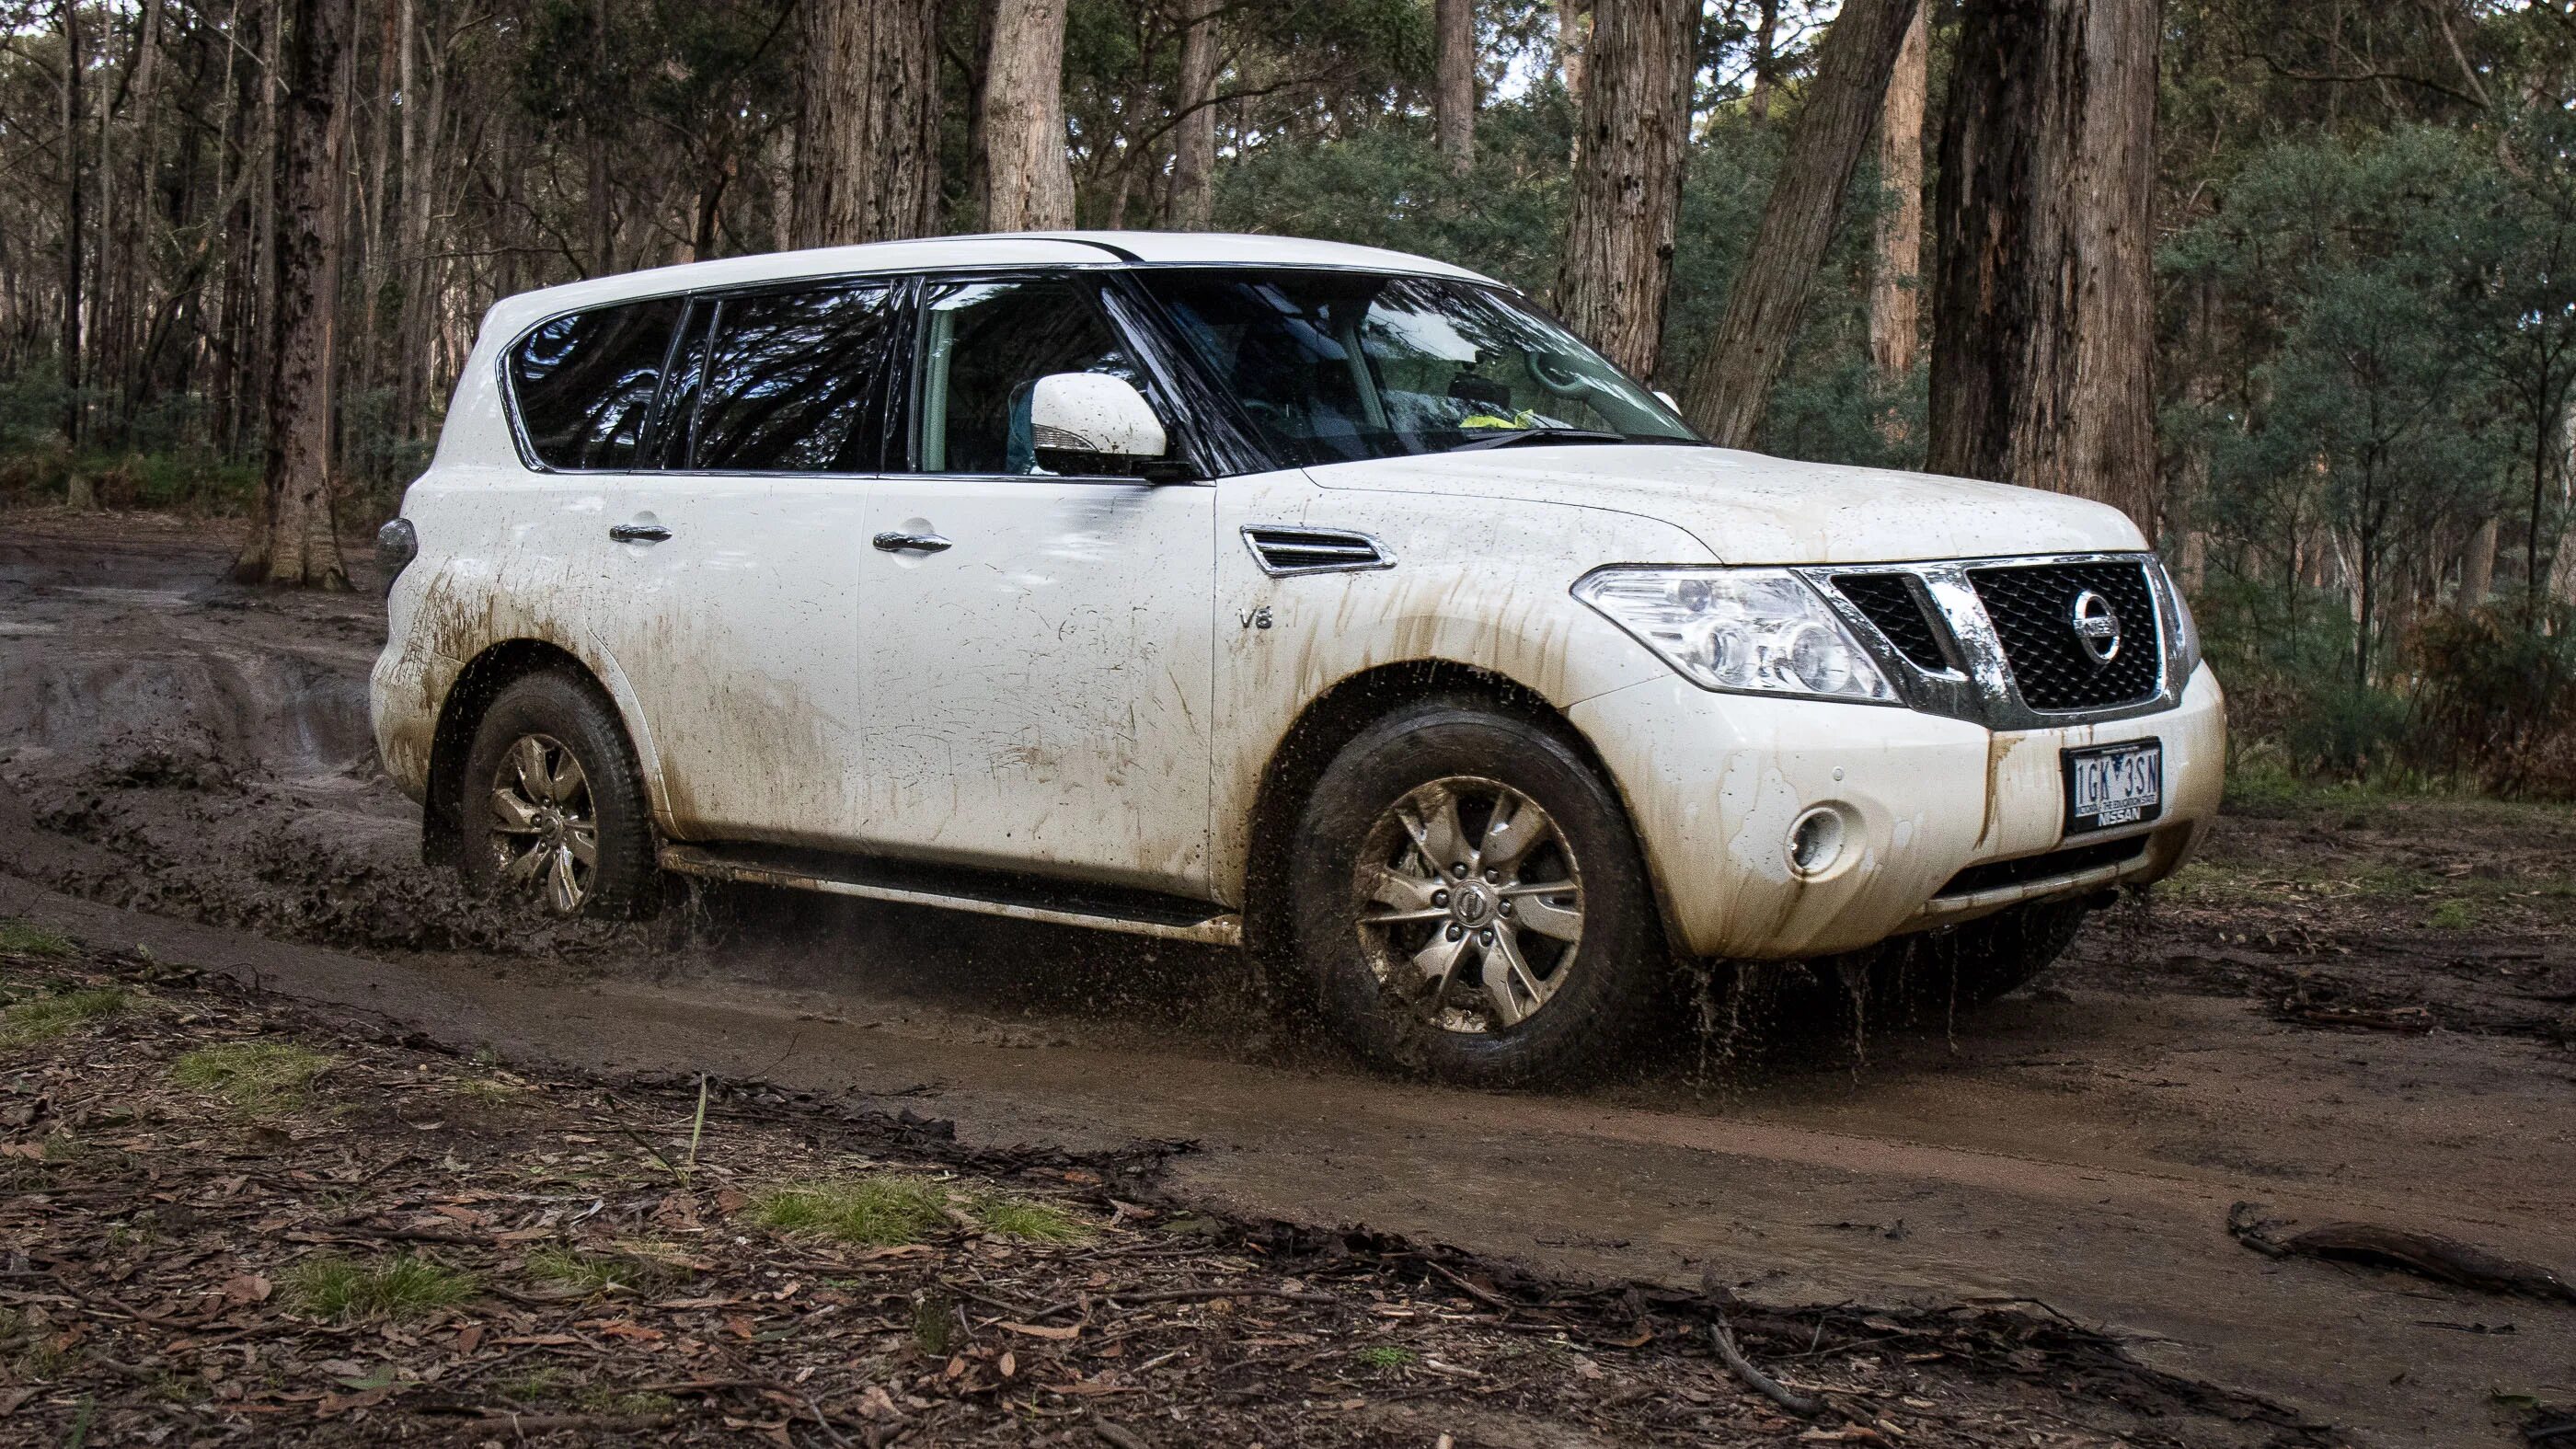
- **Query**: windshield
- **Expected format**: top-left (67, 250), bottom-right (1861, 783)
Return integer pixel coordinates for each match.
top-left (1133, 269), bottom-right (1702, 466)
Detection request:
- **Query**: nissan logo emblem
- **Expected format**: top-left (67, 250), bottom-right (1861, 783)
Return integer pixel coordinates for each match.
top-left (2069, 590), bottom-right (2122, 663)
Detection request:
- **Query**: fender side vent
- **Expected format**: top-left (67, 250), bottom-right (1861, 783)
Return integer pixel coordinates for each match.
top-left (1241, 525), bottom-right (1393, 577)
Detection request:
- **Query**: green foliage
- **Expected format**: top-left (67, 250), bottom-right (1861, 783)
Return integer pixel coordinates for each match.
top-left (0, 922), bottom-right (75, 959)
top-left (750, 1173), bottom-right (1091, 1248)
top-left (1214, 102), bottom-right (1572, 294)
top-left (2424, 899), bottom-right (2477, 930)
top-left (284, 1253), bottom-right (476, 1320)
top-left (171, 1041), bottom-right (335, 1114)
top-left (2405, 604), bottom-right (2576, 799)
top-left (751, 1175), bottom-right (952, 1248)
top-left (0, 985), bottom-right (128, 1047)
top-left (526, 1244), bottom-right (690, 1297)
top-left (2169, 126), bottom-right (2511, 690)
top-left (964, 1191), bottom-right (1092, 1245)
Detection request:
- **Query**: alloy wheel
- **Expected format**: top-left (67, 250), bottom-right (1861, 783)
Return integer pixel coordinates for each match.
top-left (485, 733), bottom-right (598, 914)
top-left (1351, 776), bottom-right (1585, 1033)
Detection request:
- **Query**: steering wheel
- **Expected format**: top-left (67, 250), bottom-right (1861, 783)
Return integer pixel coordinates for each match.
top-left (1525, 351), bottom-right (1590, 399)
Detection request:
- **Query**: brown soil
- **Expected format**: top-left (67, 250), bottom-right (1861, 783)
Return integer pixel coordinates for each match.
top-left (2, 508), bottom-right (2571, 1446)
top-left (0, 942), bottom-right (2323, 1446)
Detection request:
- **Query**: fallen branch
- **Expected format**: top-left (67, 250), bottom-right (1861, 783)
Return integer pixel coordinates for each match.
top-left (462, 1412), bottom-right (673, 1433)
top-left (1708, 1315), bottom-right (1823, 1419)
top-left (2228, 1203), bottom-right (2576, 1304)
top-left (1092, 1418), bottom-right (1152, 1449)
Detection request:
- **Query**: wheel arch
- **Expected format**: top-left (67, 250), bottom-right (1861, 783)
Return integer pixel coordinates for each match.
top-left (1238, 659), bottom-right (1677, 963)
top-left (422, 639), bottom-right (637, 867)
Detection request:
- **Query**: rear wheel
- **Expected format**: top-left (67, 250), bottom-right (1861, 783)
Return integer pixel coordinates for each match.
top-left (1290, 698), bottom-right (1665, 1087)
top-left (459, 672), bottom-right (658, 918)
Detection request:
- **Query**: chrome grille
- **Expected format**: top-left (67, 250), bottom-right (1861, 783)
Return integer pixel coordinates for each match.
top-left (1966, 560), bottom-right (2162, 712)
top-left (1241, 525), bottom-right (1391, 576)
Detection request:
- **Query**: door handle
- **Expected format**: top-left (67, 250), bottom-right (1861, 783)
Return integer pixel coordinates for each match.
top-left (872, 531), bottom-right (953, 554)
top-left (610, 523), bottom-right (672, 544)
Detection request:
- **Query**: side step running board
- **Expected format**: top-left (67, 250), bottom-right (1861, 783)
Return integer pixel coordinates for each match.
top-left (658, 844), bottom-right (1243, 947)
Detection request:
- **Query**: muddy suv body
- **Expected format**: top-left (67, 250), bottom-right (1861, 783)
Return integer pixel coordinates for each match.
top-left (372, 232), bottom-right (2225, 1084)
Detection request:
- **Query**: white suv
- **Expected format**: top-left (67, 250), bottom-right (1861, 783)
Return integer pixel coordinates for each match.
top-left (372, 233), bottom-right (2224, 1085)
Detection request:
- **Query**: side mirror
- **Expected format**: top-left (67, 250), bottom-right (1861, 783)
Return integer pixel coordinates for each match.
top-left (1028, 373), bottom-right (1167, 473)
top-left (1652, 389), bottom-right (1680, 412)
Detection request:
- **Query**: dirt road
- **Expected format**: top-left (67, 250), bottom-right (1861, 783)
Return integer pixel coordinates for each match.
top-left (4, 511), bottom-right (2571, 1445)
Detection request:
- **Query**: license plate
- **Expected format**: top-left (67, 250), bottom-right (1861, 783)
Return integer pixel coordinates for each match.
top-left (2063, 741), bottom-right (2163, 834)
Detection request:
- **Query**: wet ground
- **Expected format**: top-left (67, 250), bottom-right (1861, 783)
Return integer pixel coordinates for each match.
top-left (2, 509), bottom-right (2571, 1445)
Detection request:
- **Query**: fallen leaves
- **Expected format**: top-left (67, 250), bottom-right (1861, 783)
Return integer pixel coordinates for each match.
top-left (0, 946), bottom-right (2332, 1448)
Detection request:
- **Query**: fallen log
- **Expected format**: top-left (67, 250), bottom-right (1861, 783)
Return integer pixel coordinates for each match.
top-left (2228, 1203), bottom-right (2576, 1305)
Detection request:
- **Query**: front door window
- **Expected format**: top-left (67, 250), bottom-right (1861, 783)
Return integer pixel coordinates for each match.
top-left (913, 278), bottom-right (1146, 475)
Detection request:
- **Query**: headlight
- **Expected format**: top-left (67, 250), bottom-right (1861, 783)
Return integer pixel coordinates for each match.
top-left (1573, 567), bottom-right (1898, 703)
top-left (2158, 558), bottom-right (2202, 678)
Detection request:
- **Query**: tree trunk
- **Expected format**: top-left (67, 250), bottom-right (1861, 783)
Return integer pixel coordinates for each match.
top-left (1927, 0), bottom-right (2161, 533)
top-left (982, 0), bottom-right (1075, 231)
top-left (1868, 3), bottom-right (1928, 381)
top-left (2460, 514), bottom-right (2498, 606)
top-left (251, 0), bottom-right (282, 454)
top-left (1677, 0), bottom-right (1922, 446)
top-left (1435, 0), bottom-right (1477, 175)
top-left (1164, 0), bottom-right (1221, 228)
top-left (792, 0), bottom-right (943, 247)
top-left (1557, 0), bottom-right (1593, 120)
top-left (1553, 0), bottom-right (1696, 380)
top-left (59, 0), bottom-right (86, 445)
top-left (1747, 0), bottom-right (1778, 121)
top-left (235, 0), bottom-right (354, 591)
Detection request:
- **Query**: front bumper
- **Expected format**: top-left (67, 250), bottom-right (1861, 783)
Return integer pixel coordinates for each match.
top-left (1567, 663), bottom-right (2225, 960)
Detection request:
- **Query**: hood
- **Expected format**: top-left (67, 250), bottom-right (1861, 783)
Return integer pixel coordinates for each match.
top-left (1305, 444), bottom-right (2149, 566)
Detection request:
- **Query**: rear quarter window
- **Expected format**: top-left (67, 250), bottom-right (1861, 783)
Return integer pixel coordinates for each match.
top-left (507, 298), bottom-right (684, 470)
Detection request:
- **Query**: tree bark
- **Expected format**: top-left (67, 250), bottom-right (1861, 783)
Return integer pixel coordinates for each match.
top-left (1927, 0), bottom-right (2161, 533)
top-left (1435, 0), bottom-right (1477, 175)
top-left (1164, 0), bottom-right (1220, 228)
top-left (981, 0), bottom-right (1075, 231)
top-left (59, 0), bottom-right (86, 444)
top-left (1553, 0), bottom-right (1697, 380)
top-left (2460, 514), bottom-right (2498, 606)
top-left (792, 0), bottom-right (943, 247)
top-left (235, 0), bottom-right (354, 590)
top-left (1677, 0), bottom-right (1922, 446)
top-left (1557, 0), bottom-right (1593, 121)
top-left (1868, 3), bottom-right (1928, 381)
top-left (1747, 0), bottom-right (1778, 121)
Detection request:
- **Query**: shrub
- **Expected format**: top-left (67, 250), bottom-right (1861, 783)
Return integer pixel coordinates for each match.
top-left (2406, 604), bottom-right (2576, 799)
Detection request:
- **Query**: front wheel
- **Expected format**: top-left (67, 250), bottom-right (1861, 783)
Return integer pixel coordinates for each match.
top-left (1290, 698), bottom-right (1667, 1087)
top-left (458, 672), bottom-right (659, 918)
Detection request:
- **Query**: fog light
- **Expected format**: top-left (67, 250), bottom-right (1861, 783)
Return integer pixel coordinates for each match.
top-left (1787, 807), bottom-right (1846, 879)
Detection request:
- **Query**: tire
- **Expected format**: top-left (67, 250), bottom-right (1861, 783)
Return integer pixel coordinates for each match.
top-left (1918, 896), bottom-right (2091, 1008)
top-left (458, 671), bottom-right (659, 918)
top-left (1289, 696), bottom-right (1666, 1087)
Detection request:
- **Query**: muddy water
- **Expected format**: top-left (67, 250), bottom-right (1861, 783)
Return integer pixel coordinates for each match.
top-left (4, 512), bottom-right (2572, 1446)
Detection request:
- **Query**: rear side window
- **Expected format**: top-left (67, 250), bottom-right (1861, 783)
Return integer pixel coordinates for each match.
top-left (507, 299), bottom-right (684, 470)
top-left (689, 282), bottom-right (904, 473)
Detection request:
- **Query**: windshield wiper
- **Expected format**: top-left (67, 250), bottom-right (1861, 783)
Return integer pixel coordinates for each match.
top-left (1443, 428), bottom-right (1630, 453)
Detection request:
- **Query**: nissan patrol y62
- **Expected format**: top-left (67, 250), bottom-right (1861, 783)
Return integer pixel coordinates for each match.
top-left (370, 232), bottom-right (2225, 1086)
